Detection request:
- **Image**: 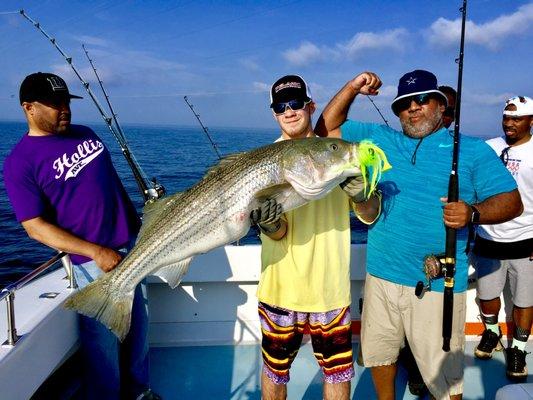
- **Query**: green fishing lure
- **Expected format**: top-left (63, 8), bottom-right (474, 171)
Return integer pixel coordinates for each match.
top-left (356, 140), bottom-right (392, 199)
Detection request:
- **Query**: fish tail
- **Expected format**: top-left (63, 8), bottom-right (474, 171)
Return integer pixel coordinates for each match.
top-left (64, 270), bottom-right (133, 341)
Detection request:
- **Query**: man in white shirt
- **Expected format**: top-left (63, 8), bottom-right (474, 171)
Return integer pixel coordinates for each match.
top-left (472, 96), bottom-right (533, 381)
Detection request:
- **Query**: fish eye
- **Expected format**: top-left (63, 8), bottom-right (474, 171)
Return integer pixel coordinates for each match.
top-left (330, 143), bottom-right (338, 151)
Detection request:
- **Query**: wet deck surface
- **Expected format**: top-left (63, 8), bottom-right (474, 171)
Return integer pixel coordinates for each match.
top-left (149, 340), bottom-right (532, 399)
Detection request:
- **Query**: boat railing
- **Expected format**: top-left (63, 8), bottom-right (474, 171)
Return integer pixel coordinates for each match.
top-left (0, 252), bottom-right (77, 347)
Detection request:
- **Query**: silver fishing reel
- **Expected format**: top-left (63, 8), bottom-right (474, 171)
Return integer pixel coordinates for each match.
top-left (415, 253), bottom-right (446, 298)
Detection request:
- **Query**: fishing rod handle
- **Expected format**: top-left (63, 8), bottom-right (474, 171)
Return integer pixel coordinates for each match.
top-left (442, 286), bottom-right (454, 352)
top-left (447, 173), bottom-right (459, 203)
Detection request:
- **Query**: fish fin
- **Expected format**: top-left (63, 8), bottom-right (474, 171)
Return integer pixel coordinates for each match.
top-left (153, 257), bottom-right (193, 289)
top-left (138, 192), bottom-right (183, 240)
top-left (254, 183), bottom-right (293, 203)
top-left (204, 153), bottom-right (246, 177)
top-left (64, 270), bottom-right (133, 341)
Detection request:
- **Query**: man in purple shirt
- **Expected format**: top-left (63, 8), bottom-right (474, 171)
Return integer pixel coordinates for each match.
top-left (3, 72), bottom-right (159, 400)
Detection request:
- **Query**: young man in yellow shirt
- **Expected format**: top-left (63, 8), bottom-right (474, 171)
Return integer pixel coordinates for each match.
top-left (253, 75), bottom-right (380, 400)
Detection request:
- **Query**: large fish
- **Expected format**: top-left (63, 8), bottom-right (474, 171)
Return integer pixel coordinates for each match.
top-left (65, 137), bottom-right (390, 340)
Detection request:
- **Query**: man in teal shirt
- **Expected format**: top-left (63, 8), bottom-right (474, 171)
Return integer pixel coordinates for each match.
top-left (315, 70), bottom-right (522, 400)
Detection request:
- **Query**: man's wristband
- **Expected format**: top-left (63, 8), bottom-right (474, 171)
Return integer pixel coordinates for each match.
top-left (470, 205), bottom-right (480, 224)
top-left (258, 220), bottom-right (282, 234)
top-left (353, 190), bottom-right (382, 225)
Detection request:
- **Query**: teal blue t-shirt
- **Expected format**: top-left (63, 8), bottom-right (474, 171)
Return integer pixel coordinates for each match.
top-left (341, 121), bottom-right (517, 292)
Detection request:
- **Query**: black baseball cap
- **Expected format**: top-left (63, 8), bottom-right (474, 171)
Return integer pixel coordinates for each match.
top-left (270, 75), bottom-right (312, 107)
top-left (19, 72), bottom-right (83, 105)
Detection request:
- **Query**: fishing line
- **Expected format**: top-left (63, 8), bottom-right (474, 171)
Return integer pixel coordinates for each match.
top-left (82, 45), bottom-right (130, 155)
top-left (18, 9), bottom-right (165, 203)
top-left (365, 95), bottom-right (390, 127)
top-left (183, 96), bottom-right (223, 160)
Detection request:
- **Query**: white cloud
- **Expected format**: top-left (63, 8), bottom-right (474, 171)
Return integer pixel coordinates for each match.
top-left (427, 3), bottom-right (533, 50)
top-left (466, 92), bottom-right (516, 106)
top-left (72, 35), bottom-right (110, 47)
top-left (55, 46), bottom-right (189, 89)
top-left (283, 28), bottom-right (408, 67)
top-left (253, 82), bottom-right (269, 92)
top-left (338, 28), bottom-right (409, 58)
top-left (376, 85), bottom-right (397, 99)
top-left (306, 82), bottom-right (330, 103)
top-left (240, 58), bottom-right (260, 71)
top-left (282, 41), bottom-right (332, 67)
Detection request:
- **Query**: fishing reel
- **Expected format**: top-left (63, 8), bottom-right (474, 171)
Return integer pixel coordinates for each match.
top-left (145, 178), bottom-right (166, 203)
top-left (415, 253), bottom-right (446, 298)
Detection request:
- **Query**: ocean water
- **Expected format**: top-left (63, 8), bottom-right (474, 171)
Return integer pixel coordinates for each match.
top-left (0, 121), bottom-right (368, 288)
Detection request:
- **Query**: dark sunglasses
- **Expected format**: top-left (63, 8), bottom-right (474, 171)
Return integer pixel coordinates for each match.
top-left (271, 99), bottom-right (310, 115)
top-left (499, 146), bottom-right (511, 166)
top-left (393, 93), bottom-right (434, 114)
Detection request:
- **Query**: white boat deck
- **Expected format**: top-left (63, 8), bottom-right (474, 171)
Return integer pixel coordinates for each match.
top-left (149, 341), bottom-right (533, 399)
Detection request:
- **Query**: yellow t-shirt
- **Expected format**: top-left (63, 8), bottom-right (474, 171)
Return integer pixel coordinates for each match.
top-left (256, 186), bottom-right (351, 312)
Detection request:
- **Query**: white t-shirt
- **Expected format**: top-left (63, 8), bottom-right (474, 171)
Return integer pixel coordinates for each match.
top-left (477, 136), bottom-right (533, 242)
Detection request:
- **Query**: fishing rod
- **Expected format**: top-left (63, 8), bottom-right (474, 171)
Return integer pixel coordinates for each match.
top-left (365, 95), bottom-right (390, 127)
top-left (442, 0), bottom-right (467, 352)
top-left (81, 44), bottom-right (166, 201)
top-left (183, 96), bottom-right (223, 160)
top-left (182, 96), bottom-right (248, 246)
top-left (18, 9), bottom-right (165, 203)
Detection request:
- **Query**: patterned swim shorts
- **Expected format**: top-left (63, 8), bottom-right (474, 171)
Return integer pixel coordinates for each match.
top-left (258, 302), bottom-right (354, 384)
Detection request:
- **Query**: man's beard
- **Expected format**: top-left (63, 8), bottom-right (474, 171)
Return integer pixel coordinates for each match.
top-left (401, 109), bottom-right (443, 138)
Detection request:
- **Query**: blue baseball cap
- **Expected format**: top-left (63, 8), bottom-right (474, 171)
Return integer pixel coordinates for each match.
top-left (391, 70), bottom-right (447, 115)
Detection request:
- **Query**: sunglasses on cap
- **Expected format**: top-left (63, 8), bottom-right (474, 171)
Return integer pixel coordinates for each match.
top-left (393, 93), bottom-right (435, 114)
top-left (272, 99), bottom-right (311, 115)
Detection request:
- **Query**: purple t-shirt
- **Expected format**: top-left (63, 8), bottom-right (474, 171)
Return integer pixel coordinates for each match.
top-left (3, 125), bottom-right (140, 264)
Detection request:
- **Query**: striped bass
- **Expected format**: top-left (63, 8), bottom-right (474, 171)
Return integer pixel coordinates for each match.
top-left (65, 137), bottom-right (390, 340)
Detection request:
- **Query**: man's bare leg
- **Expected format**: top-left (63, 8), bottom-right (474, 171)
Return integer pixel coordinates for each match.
top-left (371, 364), bottom-right (396, 400)
top-left (261, 370), bottom-right (287, 400)
top-left (430, 394), bottom-right (462, 399)
top-left (513, 305), bottom-right (533, 337)
top-left (324, 381), bottom-right (350, 400)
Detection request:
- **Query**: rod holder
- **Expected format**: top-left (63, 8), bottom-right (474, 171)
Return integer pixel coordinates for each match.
top-left (4, 292), bottom-right (19, 346)
top-left (61, 254), bottom-right (77, 289)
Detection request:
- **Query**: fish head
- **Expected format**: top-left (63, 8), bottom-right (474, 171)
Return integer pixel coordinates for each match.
top-left (281, 138), bottom-right (361, 200)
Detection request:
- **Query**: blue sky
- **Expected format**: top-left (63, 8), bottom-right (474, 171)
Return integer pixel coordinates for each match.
top-left (0, 0), bottom-right (532, 137)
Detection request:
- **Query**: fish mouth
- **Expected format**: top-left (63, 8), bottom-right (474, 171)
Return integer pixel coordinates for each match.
top-left (331, 144), bottom-right (362, 177)
top-left (350, 143), bottom-right (361, 167)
